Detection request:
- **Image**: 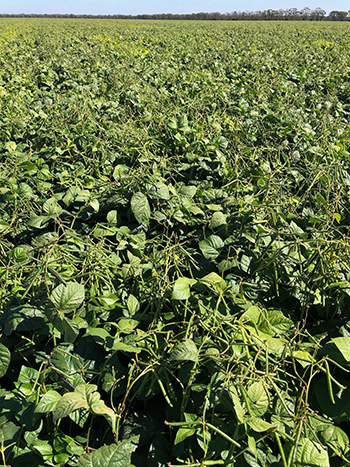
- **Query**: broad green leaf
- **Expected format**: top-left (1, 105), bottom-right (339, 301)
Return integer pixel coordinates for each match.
top-left (184, 413), bottom-right (201, 423)
top-left (200, 272), bottom-right (226, 292)
top-left (117, 318), bottom-right (139, 333)
top-left (53, 393), bottom-right (86, 423)
top-left (43, 197), bottom-right (62, 216)
top-left (331, 337), bottom-right (350, 362)
top-left (0, 420), bottom-right (20, 450)
top-left (63, 317), bottom-right (80, 343)
top-left (317, 423), bottom-right (349, 449)
top-left (32, 439), bottom-right (53, 461)
top-left (147, 182), bottom-right (170, 200)
top-left (240, 253), bottom-right (253, 273)
top-left (50, 282), bottom-right (85, 313)
top-left (90, 400), bottom-right (117, 433)
top-left (28, 215), bottom-right (51, 229)
top-left (292, 438), bottom-right (330, 467)
top-left (248, 327), bottom-right (285, 356)
top-left (174, 427), bottom-right (196, 445)
top-left (9, 246), bottom-right (28, 263)
top-left (263, 309), bottom-right (293, 334)
top-left (75, 384), bottom-right (100, 407)
top-left (69, 407), bottom-right (90, 428)
top-left (112, 342), bottom-right (141, 353)
top-left (226, 384), bottom-right (245, 423)
top-left (35, 390), bottom-right (61, 413)
top-left (247, 417), bottom-right (276, 432)
top-left (1, 305), bottom-right (45, 335)
top-left (131, 192), bottom-right (150, 224)
top-left (241, 306), bottom-right (260, 324)
top-left (292, 350), bottom-right (315, 368)
top-left (178, 185), bottom-right (197, 198)
top-left (107, 210), bottom-right (118, 225)
top-left (0, 221), bottom-right (11, 233)
top-left (127, 294), bottom-right (140, 316)
top-left (199, 235), bottom-right (224, 260)
top-left (170, 340), bottom-right (198, 363)
top-left (248, 433), bottom-right (257, 457)
top-left (0, 342), bottom-right (10, 378)
top-left (24, 420), bottom-right (43, 447)
top-left (172, 277), bottom-right (197, 300)
top-left (209, 211), bottom-right (227, 229)
top-left (78, 436), bottom-right (139, 467)
top-left (247, 381), bottom-right (269, 416)
top-left (89, 198), bottom-right (100, 212)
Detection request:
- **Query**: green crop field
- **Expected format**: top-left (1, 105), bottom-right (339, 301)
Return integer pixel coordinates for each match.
top-left (0, 18), bottom-right (350, 467)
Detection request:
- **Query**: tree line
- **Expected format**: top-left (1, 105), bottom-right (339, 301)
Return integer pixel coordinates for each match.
top-left (0, 8), bottom-right (349, 21)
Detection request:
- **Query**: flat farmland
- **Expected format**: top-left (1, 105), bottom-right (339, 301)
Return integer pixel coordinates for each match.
top-left (1, 18), bottom-right (350, 467)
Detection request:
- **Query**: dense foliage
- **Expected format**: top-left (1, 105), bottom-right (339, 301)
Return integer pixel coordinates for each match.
top-left (0, 19), bottom-right (350, 467)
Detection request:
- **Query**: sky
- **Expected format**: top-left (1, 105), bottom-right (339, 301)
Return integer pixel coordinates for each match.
top-left (0, 0), bottom-right (349, 15)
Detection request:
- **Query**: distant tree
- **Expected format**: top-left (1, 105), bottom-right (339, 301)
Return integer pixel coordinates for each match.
top-left (328, 10), bottom-right (348, 20)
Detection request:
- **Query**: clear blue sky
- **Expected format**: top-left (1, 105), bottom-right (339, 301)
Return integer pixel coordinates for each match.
top-left (1, 0), bottom-right (349, 15)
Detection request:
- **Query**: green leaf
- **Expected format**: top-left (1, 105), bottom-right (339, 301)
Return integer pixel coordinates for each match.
top-left (90, 400), bottom-right (117, 433)
top-left (35, 390), bottom-right (61, 413)
top-left (127, 294), bottom-right (140, 316)
top-left (291, 438), bottom-right (330, 467)
top-left (50, 282), bottom-right (85, 313)
top-left (63, 317), bottom-right (80, 343)
top-left (226, 384), bottom-right (245, 423)
top-left (32, 439), bottom-right (53, 461)
top-left (0, 420), bottom-right (20, 450)
top-left (247, 381), bottom-right (269, 417)
top-left (209, 211), bottom-right (227, 229)
top-left (170, 340), bottom-right (198, 363)
top-left (331, 337), bottom-right (350, 362)
top-left (0, 221), bottom-right (11, 233)
top-left (78, 436), bottom-right (139, 467)
top-left (28, 215), bottom-right (51, 229)
top-left (43, 197), bottom-right (62, 216)
top-left (53, 393), bottom-right (87, 423)
top-left (117, 318), bottom-right (139, 334)
top-left (0, 342), bottom-right (10, 378)
top-left (292, 350), bottom-right (315, 368)
top-left (247, 417), bottom-right (276, 432)
top-left (75, 384), bottom-right (100, 407)
top-left (131, 192), bottom-right (151, 224)
top-left (89, 198), bottom-right (100, 212)
top-left (172, 277), bottom-right (197, 300)
top-left (199, 235), bottom-right (224, 260)
top-left (9, 246), bottom-right (29, 263)
top-left (178, 185), bottom-right (197, 198)
top-left (174, 426), bottom-right (196, 445)
top-left (200, 272), bottom-right (226, 292)
top-left (112, 342), bottom-right (141, 353)
top-left (1, 305), bottom-right (45, 335)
